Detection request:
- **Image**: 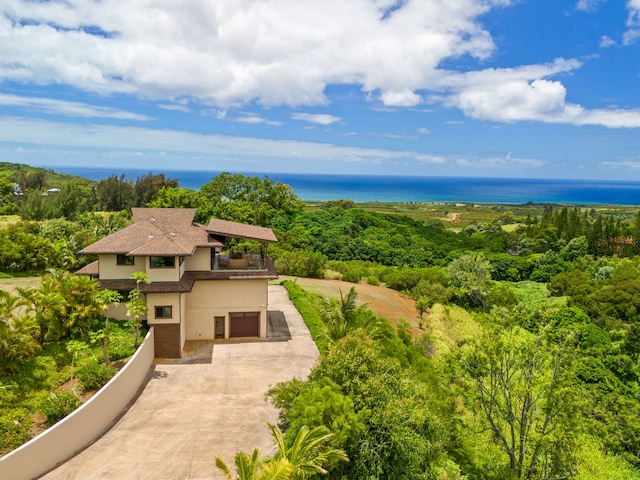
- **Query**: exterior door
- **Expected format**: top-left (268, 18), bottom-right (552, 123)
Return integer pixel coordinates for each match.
top-left (214, 316), bottom-right (225, 339)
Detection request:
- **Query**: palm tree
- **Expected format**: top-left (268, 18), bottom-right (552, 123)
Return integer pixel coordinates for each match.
top-left (215, 425), bottom-right (347, 480)
top-left (0, 290), bottom-right (41, 375)
top-left (215, 449), bottom-right (292, 480)
top-left (320, 287), bottom-right (393, 344)
top-left (270, 424), bottom-right (348, 480)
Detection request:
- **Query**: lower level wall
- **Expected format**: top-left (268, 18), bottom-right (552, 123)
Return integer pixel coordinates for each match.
top-left (0, 329), bottom-right (155, 480)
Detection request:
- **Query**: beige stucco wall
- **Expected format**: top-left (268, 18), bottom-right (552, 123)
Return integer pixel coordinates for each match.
top-left (146, 292), bottom-right (181, 325)
top-left (183, 247), bottom-right (211, 271)
top-left (106, 302), bottom-right (129, 321)
top-left (98, 254), bottom-right (143, 280)
top-left (0, 329), bottom-right (155, 480)
top-left (185, 279), bottom-right (268, 340)
top-left (146, 257), bottom-right (180, 282)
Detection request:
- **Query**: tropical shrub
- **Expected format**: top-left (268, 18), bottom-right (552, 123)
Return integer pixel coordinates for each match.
top-left (40, 391), bottom-right (80, 423)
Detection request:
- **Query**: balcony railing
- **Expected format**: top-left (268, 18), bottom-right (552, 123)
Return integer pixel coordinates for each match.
top-left (212, 253), bottom-right (265, 271)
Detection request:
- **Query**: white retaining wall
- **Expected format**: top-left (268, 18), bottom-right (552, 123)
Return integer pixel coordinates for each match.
top-left (0, 328), bottom-right (155, 480)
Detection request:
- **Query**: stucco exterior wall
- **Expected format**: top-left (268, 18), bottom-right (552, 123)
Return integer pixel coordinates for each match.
top-left (0, 330), bottom-right (155, 480)
top-left (185, 279), bottom-right (268, 340)
top-left (146, 257), bottom-right (180, 282)
top-left (106, 302), bottom-right (129, 321)
top-left (183, 247), bottom-right (211, 271)
top-left (98, 254), bottom-right (143, 280)
top-left (146, 292), bottom-right (182, 325)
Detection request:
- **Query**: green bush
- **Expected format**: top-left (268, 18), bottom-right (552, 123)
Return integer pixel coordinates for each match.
top-left (274, 250), bottom-right (327, 278)
top-left (281, 280), bottom-right (328, 352)
top-left (40, 391), bottom-right (80, 423)
top-left (107, 322), bottom-right (137, 360)
top-left (0, 408), bottom-right (31, 454)
top-left (77, 357), bottom-right (116, 391)
top-left (365, 275), bottom-right (380, 286)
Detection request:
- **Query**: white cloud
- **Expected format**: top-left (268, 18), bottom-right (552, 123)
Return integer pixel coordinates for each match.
top-left (623, 28), bottom-right (640, 45)
top-left (576, 0), bottom-right (606, 12)
top-left (0, 93), bottom-right (152, 120)
top-left (158, 104), bottom-right (191, 113)
top-left (600, 35), bottom-right (616, 47)
top-left (601, 160), bottom-right (640, 171)
top-left (233, 115), bottom-right (282, 126)
top-left (441, 59), bottom-right (580, 121)
top-left (0, 116), bottom-right (446, 169)
top-left (624, 0), bottom-right (640, 44)
top-left (0, 0), bottom-right (638, 130)
top-left (629, 0), bottom-right (640, 23)
top-left (0, 0), bottom-right (501, 108)
top-left (417, 127), bottom-right (431, 135)
top-left (438, 59), bottom-right (640, 127)
top-left (291, 113), bottom-right (341, 125)
top-left (455, 153), bottom-right (545, 168)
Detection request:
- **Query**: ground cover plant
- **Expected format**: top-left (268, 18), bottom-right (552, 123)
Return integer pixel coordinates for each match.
top-left (0, 319), bottom-right (137, 454)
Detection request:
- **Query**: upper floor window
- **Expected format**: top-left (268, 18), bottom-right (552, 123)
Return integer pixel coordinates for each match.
top-left (116, 254), bottom-right (135, 266)
top-left (149, 256), bottom-right (175, 268)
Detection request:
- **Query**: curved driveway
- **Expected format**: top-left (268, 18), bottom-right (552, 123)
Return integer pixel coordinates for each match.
top-left (41, 285), bottom-right (319, 480)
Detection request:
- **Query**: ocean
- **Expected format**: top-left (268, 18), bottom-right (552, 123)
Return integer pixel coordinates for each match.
top-left (54, 166), bottom-right (640, 205)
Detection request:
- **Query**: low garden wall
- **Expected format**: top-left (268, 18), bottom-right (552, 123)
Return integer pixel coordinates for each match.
top-left (0, 328), bottom-right (155, 480)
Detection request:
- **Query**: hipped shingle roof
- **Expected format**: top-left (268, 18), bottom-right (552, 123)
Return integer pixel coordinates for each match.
top-left (78, 208), bottom-right (222, 256)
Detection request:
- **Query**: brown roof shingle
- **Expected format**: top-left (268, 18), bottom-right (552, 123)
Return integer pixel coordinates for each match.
top-left (78, 208), bottom-right (222, 256)
top-left (206, 219), bottom-right (278, 243)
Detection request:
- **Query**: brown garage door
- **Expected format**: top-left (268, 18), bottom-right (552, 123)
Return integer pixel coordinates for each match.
top-left (230, 312), bottom-right (260, 337)
top-left (153, 323), bottom-right (181, 358)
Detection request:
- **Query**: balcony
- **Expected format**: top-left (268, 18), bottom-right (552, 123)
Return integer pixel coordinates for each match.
top-left (212, 252), bottom-right (265, 271)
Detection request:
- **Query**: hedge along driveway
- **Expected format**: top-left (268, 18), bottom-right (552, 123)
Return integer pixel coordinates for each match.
top-left (40, 285), bottom-right (319, 480)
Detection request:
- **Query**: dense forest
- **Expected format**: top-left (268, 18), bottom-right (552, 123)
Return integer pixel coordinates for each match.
top-left (1, 163), bottom-right (640, 479)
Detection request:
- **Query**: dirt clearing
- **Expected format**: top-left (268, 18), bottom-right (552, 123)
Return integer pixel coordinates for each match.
top-left (278, 276), bottom-right (419, 331)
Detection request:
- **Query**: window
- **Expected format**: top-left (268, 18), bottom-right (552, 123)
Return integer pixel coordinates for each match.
top-left (116, 254), bottom-right (135, 266)
top-left (150, 256), bottom-right (175, 268)
top-left (155, 306), bottom-right (173, 319)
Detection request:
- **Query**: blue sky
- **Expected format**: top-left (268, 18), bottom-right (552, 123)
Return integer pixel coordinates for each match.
top-left (1, 0), bottom-right (640, 180)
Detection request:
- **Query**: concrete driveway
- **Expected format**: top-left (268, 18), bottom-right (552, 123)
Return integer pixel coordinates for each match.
top-left (41, 285), bottom-right (319, 480)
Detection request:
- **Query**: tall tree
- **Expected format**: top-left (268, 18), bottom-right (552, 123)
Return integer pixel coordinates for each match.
top-left (95, 289), bottom-right (122, 363)
top-left (127, 272), bottom-right (150, 347)
top-left (452, 308), bottom-right (578, 479)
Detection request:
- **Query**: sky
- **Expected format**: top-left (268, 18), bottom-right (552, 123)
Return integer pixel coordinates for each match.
top-left (1, 0), bottom-right (640, 180)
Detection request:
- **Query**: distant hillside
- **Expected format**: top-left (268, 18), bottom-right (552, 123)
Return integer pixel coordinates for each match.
top-left (0, 162), bottom-right (95, 190)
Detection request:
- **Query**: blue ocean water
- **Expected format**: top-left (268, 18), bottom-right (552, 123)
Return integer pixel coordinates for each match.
top-left (54, 166), bottom-right (640, 205)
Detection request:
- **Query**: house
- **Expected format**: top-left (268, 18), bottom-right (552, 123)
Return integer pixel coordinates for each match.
top-left (76, 208), bottom-right (278, 357)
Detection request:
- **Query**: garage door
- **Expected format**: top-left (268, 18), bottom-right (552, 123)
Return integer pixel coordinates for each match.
top-left (229, 312), bottom-right (260, 337)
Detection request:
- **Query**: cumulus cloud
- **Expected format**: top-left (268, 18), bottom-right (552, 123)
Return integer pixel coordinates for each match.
top-left (441, 59), bottom-right (580, 121)
top-left (291, 113), bottom-right (341, 125)
top-left (0, 0), bottom-right (638, 129)
top-left (437, 59), bottom-right (640, 127)
top-left (0, 0), bottom-right (498, 108)
top-left (0, 93), bottom-right (152, 120)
